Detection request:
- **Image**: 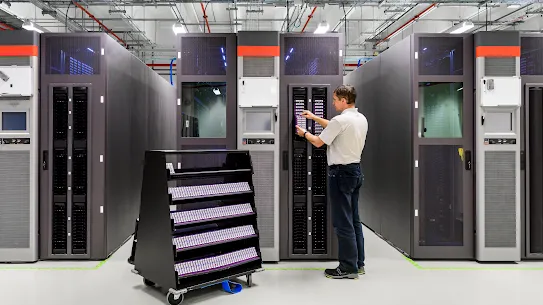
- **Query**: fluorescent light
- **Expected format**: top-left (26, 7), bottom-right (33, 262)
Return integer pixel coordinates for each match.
top-left (450, 21), bottom-right (474, 34)
top-left (314, 21), bottom-right (330, 34)
top-left (87, 48), bottom-right (95, 53)
top-left (22, 20), bottom-right (44, 33)
top-left (172, 23), bottom-right (187, 35)
top-left (213, 88), bottom-right (221, 95)
top-left (507, 4), bottom-right (521, 8)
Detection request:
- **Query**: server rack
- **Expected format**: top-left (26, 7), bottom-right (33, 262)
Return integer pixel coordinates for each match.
top-left (279, 33), bottom-right (343, 259)
top-left (176, 34), bottom-right (237, 152)
top-left (0, 31), bottom-right (40, 263)
top-left (39, 33), bottom-right (176, 260)
top-left (344, 33), bottom-right (475, 259)
top-left (236, 31), bottom-right (281, 262)
top-left (519, 33), bottom-right (543, 259)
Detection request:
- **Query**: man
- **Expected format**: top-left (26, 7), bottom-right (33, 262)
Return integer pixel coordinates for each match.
top-left (295, 85), bottom-right (368, 280)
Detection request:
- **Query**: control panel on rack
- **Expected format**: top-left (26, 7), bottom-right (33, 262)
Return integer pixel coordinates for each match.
top-left (243, 138), bottom-right (275, 145)
top-left (484, 138), bottom-right (517, 145)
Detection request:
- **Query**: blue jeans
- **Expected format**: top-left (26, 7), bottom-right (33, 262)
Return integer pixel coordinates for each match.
top-left (328, 163), bottom-right (365, 273)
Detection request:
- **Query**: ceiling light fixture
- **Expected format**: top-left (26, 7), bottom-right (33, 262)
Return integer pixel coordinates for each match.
top-left (314, 21), bottom-right (330, 34)
top-left (22, 20), bottom-right (44, 33)
top-left (507, 4), bottom-right (521, 8)
top-left (172, 22), bottom-right (187, 35)
top-left (213, 88), bottom-right (221, 95)
top-left (450, 21), bottom-right (475, 34)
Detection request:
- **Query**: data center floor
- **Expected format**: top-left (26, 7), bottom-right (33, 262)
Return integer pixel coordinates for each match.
top-left (1, 226), bottom-right (542, 305)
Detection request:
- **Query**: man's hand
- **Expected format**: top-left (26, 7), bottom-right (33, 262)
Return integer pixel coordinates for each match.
top-left (301, 110), bottom-right (316, 120)
top-left (295, 125), bottom-right (307, 137)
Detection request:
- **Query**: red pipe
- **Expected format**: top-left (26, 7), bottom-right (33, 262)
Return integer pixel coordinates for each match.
top-left (147, 63), bottom-right (175, 67)
top-left (0, 22), bottom-right (14, 30)
top-left (301, 7), bottom-right (317, 33)
top-left (201, 3), bottom-right (211, 33)
top-left (147, 63), bottom-right (359, 67)
top-left (72, 0), bottom-right (127, 47)
top-left (375, 3), bottom-right (436, 46)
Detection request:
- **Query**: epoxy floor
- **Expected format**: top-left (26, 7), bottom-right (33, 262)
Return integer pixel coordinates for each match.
top-left (1, 226), bottom-right (542, 305)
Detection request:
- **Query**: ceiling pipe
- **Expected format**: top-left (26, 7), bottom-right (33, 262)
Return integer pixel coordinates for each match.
top-left (0, 22), bottom-right (14, 30)
top-left (72, 0), bottom-right (127, 47)
top-left (374, 3), bottom-right (437, 47)
top-left (201, 2), bottom-right (211, 33)
top-left (301, 6), bottom-right (317, 33)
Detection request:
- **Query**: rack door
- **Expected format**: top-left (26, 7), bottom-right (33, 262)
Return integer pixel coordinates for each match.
top-left (412, 34), bottom-right (474, 259)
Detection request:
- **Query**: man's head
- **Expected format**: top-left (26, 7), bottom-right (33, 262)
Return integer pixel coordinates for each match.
top-left (332, 85), bottom-right (356, 112)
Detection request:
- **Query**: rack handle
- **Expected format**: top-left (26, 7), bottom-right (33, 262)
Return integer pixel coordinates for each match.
top-left (42, 150), bottom-right (48, 170)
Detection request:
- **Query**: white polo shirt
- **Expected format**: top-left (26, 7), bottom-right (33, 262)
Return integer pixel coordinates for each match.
top-left (318, 107), bottom-right (368, 166)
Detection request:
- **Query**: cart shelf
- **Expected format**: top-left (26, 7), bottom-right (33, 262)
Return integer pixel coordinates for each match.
top-left (174, 247), bottom-right (259, 278)
top-left (168, 182), bottom-right (252, 202)
top-left (173, 225), bottom-right (256, 251)
top-left (170, 203), bottom-right (255, 226)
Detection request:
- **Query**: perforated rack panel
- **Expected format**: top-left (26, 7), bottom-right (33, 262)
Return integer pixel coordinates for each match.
top-left (71, 87), bottom-right (88, 255)
top-left (50, 85), bottom-right (89, 256)
top-left (290, 85), bottom-right (330, 256)
top-left (170, 203), bottom-right (254, 226)
top-left (173, 225), bottom-right (256, 251)
top-left (311, 87), bottom-right (328, 254)
top-left (174, 247), bottom-right (259, 278)
top-left (52, 87), bottom-right (68, 254)
top-left (292, 87), bottom-right (308, 254)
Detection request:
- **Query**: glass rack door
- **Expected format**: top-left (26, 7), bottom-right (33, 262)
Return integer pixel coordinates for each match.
top-left (413, 34), bottom-right (474, 259)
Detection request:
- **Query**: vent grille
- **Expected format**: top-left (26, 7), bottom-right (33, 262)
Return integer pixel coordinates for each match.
top-left (485, 57), bottom-right (516, 77)
top-left (181, 37), bottom-right (227, 75)
top-left (45, 36), bottom-right (101, 75)
top-left (484, 151), bottom-right (517, 248)
top-left (312, 205), bottom-right (326, 254)
top-left (250, 151), bottom-right (275, 248)
top-left (243, 57), bottom-right (275, 77)
top-left (284, 37), bottom-right (339, 75)
top-left (0, 57), bottom-right (30, 66)
top-left (292, 205), bottom-right (307, 254)
top-left (0, 151), bottom-right (30, 249)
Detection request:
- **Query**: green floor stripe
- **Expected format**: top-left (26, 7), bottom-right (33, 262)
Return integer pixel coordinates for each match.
top-left (0, 258), bottom-right (107, 271)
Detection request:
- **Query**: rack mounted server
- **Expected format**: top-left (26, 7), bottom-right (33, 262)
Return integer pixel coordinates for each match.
top-left (39, 33), bottom-right (176, 260)
top-left (279, 32), bottom-right (344, 260)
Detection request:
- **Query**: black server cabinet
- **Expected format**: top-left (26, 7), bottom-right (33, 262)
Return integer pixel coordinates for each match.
top-left (40, 33), bottom-right (177, 260)
top-left (289, 85), bottom-right (330, 256)
top-left (279, 33), bottom-right (343, 260)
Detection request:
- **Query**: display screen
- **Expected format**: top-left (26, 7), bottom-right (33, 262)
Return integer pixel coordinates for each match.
top-left (245, 111), bottom-right (272, 132)
top-left (2, 112), bottom-right (26, 131)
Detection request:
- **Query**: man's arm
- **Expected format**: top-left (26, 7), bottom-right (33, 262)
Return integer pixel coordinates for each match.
top-left (304, 132), bottom-right (325, 148)
top-left (296, 118), bottom-right (341, 148)
top-left (301, 110), bottom-right (329, 128)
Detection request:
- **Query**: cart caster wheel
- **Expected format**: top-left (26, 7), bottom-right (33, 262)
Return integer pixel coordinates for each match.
top-left (143, 278), bottom-right (155, 286)
top-left (247, 274), bottom-right (253, 287)
top-left (167, 292), bottom-right (184, 305)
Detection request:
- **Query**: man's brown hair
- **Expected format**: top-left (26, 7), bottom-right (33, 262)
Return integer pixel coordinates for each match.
top-left (334, 85), bottom-right (357, 105)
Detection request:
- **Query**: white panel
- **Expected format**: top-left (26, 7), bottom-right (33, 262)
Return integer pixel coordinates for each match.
top-left (480, 77), bottom-right (521, 107)
top-left (0, 66), bottom-right (33, 97)
top-left (238, 77), bottom-right (278, 107)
